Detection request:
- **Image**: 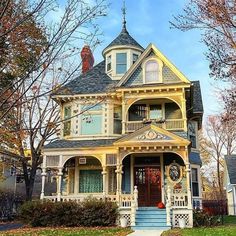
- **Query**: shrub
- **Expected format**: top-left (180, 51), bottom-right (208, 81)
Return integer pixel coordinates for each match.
top-left (81, 197), bottom-right (118, 226)
top-left (0, 190), bottom-right (24, 220)
top-left (18, 197), bottom-right (118, 227)
top-left (193, 209), bottom-right (221, 227)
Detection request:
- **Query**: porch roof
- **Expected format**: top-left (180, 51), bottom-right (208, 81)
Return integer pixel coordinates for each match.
top-left (43, 138), bottom-right (118, 149)
top-left (189, 152), bottom-right (202, 166)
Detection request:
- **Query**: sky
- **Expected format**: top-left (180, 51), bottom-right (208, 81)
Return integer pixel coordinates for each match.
top-left (58, 0), bottom-right (224, 118)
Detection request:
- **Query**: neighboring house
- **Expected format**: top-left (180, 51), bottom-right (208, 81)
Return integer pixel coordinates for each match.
top-left (225, 155), bottom-right (236, 215)
top-left (41, 10), bottom-right (203, 229)
top-left (0, 150), bottom-right (52, 198)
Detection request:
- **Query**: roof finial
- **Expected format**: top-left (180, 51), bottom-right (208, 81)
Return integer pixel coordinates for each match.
top-left (121, 0), bottom-right (127, 31)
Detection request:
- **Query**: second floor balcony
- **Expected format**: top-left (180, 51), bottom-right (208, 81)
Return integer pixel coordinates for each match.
top-left (124, 99), bottom-right (186, 133)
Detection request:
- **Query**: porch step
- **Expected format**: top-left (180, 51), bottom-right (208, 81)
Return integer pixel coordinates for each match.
top-left (132, 207), bottom-right (170, 231)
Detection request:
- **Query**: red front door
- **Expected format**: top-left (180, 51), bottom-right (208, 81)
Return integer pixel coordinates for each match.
top-left (134, 166), bottom-right (162, 206)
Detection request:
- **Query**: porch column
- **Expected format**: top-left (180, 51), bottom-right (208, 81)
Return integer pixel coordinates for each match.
top-left (40, 155), bottom-right (46, 199)
top-left (102, 166), bottom-right (107, 197)
top-left (57, 167), bottom-right (63, 201)
top-left (40, 168), bottom-right (47, 199)
top-left (121, 97), bottom-right (126, 134)
top-left (74, 158), bottom-right (79, 194)
top-left (186, 162), bottom-right (193, 209)
top-left (115, 164), bottom-right (123, 202)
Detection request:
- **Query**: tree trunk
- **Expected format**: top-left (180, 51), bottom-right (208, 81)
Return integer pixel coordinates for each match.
top-left (23, 154), bottom-right (39, 201)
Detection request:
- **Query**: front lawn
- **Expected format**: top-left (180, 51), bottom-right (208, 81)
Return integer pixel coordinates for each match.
top-left (0, 227), bottom-right (132, 236)
top-left (162, 226), bottom-right (236, 236)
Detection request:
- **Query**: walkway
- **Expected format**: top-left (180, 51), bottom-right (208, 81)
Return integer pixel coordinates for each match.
top-left (128, 230), bottom-right (164, 236)
top-left (0, 223), bottom-right (24, 231)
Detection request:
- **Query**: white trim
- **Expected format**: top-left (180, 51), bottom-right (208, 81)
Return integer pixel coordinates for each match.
top-left (160, 154), bottom-right (164, 203)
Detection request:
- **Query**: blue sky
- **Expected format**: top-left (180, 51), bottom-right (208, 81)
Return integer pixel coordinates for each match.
top-left (58, 0), bottom-right (224, 118)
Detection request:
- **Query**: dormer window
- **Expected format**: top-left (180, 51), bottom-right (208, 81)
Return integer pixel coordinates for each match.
top-left (116, 53), bottom-right (127, 74)
top-left (143, 58), bottom-right (163, 84)
top-left (107, 55), bottom-right (111, 71)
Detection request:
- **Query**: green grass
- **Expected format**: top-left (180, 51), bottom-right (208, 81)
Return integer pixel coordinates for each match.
top-left (162, 226), bottom-right (236, 236)
top-left (223, 215), bottom-right (236, 225)
top-left (0, 227), bottom-right (132, 236)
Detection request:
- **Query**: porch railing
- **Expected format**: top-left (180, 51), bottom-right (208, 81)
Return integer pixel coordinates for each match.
top-left (171, 189), bottom-right (188, 208)
top-left (125, 119), bottom-right (185, 133)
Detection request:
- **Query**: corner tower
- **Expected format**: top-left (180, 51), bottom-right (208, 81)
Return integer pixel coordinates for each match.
top-left (103, 1), bottom-right (144, 80)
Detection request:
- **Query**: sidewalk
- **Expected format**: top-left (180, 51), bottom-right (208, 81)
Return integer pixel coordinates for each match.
top-left (0, 223), bottom-right (24, 231)
top-left (128, 230), bottom-right (164, 236)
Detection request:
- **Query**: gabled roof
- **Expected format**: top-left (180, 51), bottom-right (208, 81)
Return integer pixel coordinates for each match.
top-left (103, 28), bottom-right (144, 55)
top-left (225, 155), bottom-right (236, 184)
top-left (114, 124), bottom-right (190, 146)
top-left (117, 43), bottom-right (191, 87)
top-left (52, 61), bottom-right (118, 96)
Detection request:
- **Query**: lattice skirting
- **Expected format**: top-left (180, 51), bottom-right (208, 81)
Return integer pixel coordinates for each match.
top-left (118, 209), bottom-right (131, 226)
top-left (172, 209), bottom-right (193, 228)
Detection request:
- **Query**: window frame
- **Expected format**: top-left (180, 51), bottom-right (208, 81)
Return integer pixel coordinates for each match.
top-left (116, 52), bottom-right (127, 74)
top-left (142, 57), bottom-right (163, 84)
top-left (63, 105), bottom-right (72, 136)
top-left (191, 167), bottom-right (200, 197)
top-left (80, 103), bottom-right (104, 136)
top-left (107, 55), bottom-right (112, 71)
top-left (132, 53), bottom-right (139, 64)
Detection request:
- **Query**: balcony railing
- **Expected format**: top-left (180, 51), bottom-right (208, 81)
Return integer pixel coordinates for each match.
top-left (125, 119), bottom-right (185, 133)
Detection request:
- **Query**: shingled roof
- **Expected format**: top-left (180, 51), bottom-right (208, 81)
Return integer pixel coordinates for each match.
top-left (103, 28), bottom-right (144, 53)
top-left (189, 152), bottom-right (202, 165)
top-left (44, 138), bottom-right (118, 149)
top-left (225, 155), bottom-right (236, 184)
top-left (53, 61), bottom-right (117, 95)
top-left (192, 81), bottom-right (204, 114)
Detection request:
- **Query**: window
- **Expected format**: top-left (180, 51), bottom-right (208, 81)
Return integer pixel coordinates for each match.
top-left (81, 104), bottom-right (103, 135)
top-left (128, 104), bottom-right (147, 121)
top-left (107, 55), bottom-right (111, 71)
top-left (133, 53), bottom-right (139, 64)
top-left (63, 106), bottom-right (71, 136)
top-left (192, 168), bottom-right (199, 197)
top-left (116, 53), bottom-right (127, 74)
top-left (145, 60), bottom-right (159, 83)
top-left (113, 105), bottom-right (122, 134)
top-left (149, 105), bottom-right (162, 120)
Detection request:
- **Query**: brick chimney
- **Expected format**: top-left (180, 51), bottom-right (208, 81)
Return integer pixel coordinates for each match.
top-left (80, 45), bottom-right (94, 74)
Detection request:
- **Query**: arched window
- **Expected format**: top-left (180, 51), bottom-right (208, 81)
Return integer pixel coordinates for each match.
top-left (145, 60), bottom-right (159, 83)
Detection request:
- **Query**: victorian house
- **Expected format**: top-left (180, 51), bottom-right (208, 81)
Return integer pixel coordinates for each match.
top-left (41, 11), bottom-right (203, 230)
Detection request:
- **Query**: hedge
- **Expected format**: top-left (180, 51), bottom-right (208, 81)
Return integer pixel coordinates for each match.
top-left (18, 198), bottom-right (118, 227)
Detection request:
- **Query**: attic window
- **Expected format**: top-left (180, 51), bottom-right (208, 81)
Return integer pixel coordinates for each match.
top-left (145, 60), bottom-right (158, 83)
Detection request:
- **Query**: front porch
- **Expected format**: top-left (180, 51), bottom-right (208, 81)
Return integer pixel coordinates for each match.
top-left (41, 153), bottom-right (193, 228)
top-left (41, 125), bottom-right (195, 228)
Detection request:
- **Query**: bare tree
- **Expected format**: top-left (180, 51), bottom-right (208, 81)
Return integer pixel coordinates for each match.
top-left (0, 0), bottom-right (107, 200)
top-left (171, 0), bottom-right (236, 81)
top-left (200, 114), bottom-right (236, 197)
top-left (0, 0), bottom-right (107, 119)
top-left (171, 1), bottom-right (236, 121)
